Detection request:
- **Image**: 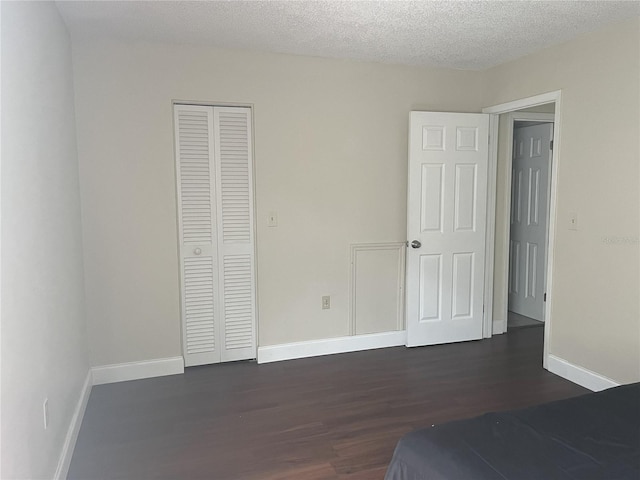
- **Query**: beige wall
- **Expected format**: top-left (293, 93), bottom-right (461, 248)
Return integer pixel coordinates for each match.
top-left (484, 17), bottom-right (640, 383)
top-left (518, 104), bottom-right (557, 114)
top-left (73, 17), bottom-right (639, 385)
top-left (1, 2), bottom-right (90, 478)
top-left (72, 40), bottom-right (484, 366)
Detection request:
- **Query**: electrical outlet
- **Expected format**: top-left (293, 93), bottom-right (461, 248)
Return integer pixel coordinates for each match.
top-left (322, 296), bottom-right (330, 309)
top-left (43, 398), bottom-right (49, 430)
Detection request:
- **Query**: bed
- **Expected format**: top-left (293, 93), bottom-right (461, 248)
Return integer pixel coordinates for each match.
top-left (385, 383), bottom-right (640, 480)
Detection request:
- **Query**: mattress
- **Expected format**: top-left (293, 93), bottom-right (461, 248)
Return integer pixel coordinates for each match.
top-left (385, 383), bottom-right (640, 480)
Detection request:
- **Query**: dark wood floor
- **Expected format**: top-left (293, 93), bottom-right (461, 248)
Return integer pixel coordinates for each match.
top-left (68, 328), bottom-right (588, 480)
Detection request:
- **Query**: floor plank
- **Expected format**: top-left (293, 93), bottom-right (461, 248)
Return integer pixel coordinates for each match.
top-left (68, 328), bottom-right (588, 479)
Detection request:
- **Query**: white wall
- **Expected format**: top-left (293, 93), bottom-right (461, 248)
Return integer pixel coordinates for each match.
top-left (484, 17), bottom-right (640, 383)
top-left (71, 39), bottom-right (484, 366)
top-left (1, 2), bottom-right (90, 478)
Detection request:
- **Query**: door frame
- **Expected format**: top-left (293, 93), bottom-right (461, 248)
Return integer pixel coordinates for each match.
top-left (503, 112), bottom-right (554, 326)
top-left (482, 90), bottom-right (562, 369)
top-left (172, 100), bottom-right (260, 362)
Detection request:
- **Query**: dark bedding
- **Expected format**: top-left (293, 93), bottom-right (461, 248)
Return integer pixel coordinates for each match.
top-left (385, 383), bottom-right (640, 480)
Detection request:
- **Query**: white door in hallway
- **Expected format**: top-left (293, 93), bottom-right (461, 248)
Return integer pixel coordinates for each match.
top-left (174, 104), bottom-right (257, 367)
top-left (508, 123), bottom-right (553, 322)
top-left (406, 112), bottom-right (489, 347)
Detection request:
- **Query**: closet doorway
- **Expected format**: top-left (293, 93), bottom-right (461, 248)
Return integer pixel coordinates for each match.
top-left (174, 104), bottom-right (257, 367)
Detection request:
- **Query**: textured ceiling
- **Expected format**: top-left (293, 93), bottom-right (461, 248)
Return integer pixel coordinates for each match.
top-left (56, 0), bottom-right (640, 70)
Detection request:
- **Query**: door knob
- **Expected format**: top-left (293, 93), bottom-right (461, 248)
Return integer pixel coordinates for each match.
top-left (194, 248), bottom-right (202, 255)
top-left (411, 240), bottom-right (421, 249)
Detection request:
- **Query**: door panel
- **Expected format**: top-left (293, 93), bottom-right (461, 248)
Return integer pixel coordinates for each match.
top-left (407, 112), bottom-right (489, 347)
top-left (452, 252), bottom-right (474, 319)
top-left (420, 164), bottom-right (444, 232)
top-left (508, 123), bottom-right (553, 321)
top-left (454, 164), bottom-right (477, 231)
top-left (175, 105), bottom-right (221, 366)
top-left (213, 107), bottom-right (257, 362)
top-left (183, 256), bottom-right (217, 357)
top-left (419, 254), bottom-right (441, 322)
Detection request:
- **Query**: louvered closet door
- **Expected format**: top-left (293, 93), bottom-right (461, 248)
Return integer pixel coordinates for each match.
top-left (175, 105), bottom-right (256, 366)
top-left (175, 105), bottom-right (221, 367)
top-left (213, 107), bottom-right (257, 362)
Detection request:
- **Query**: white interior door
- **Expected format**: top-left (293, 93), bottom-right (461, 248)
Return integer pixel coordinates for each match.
top-left (213, 107), bottom-right (257, 363)
top-left (508, 123), bottom-right (553, 321)
top-left (175, 104), bottom-right (256, 367)
top-left (406, 112), bottom-right (489, 347)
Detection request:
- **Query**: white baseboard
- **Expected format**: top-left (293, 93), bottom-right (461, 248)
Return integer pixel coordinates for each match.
top-left (547, 354), bottom-right (619, 392)
top-left (492, 319), bottom-right (506, 335)
top-left (257, 330), bottom-right (407, 364)
top-left (92, 356), bottom-right (184, 385)
top-left (54, 370), bottom-right (92, 480)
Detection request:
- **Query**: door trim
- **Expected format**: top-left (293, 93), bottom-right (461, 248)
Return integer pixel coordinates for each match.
top-left (483, 90), bottom-right (562, 370)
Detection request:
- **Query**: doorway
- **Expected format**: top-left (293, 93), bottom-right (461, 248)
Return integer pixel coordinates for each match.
top-left (482, 91), bottom-right (562, 369)
top-left (507, 110), bottom-right (554, 331)
top-left (173, 104), bottom-right (258, 367)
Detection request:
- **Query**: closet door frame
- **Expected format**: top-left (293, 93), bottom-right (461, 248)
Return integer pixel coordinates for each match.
top-left (173, 101), bottom-right (258, 366)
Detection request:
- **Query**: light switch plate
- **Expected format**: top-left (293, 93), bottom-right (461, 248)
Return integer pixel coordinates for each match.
top-left (322, 296), bottom-right (330, 309)
top-left (568, 212), bottom-right (578, 231)
top-left (267, 212), bottom-right (278, 227)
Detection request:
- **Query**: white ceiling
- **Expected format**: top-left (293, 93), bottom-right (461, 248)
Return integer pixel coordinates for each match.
top-left (56, 0), bottom-right (640, 70)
